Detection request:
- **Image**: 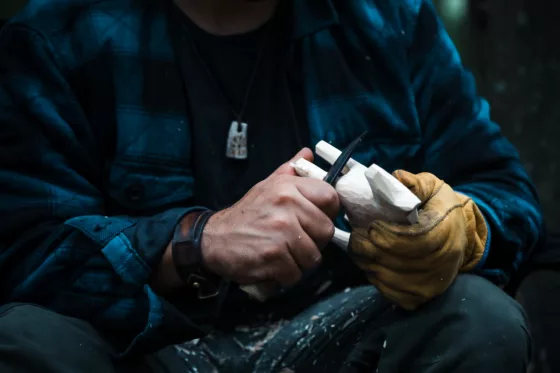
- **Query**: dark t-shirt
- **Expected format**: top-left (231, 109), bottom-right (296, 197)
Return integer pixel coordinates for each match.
top-left (170, 5), bottom-right (366, 321)
top-left (174, 4), bottom-right (304, 211)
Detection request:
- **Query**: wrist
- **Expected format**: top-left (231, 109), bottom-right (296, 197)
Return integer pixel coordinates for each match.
top-left (171, 210), bottom-right (223, 299)
top-left (152, 212), bottom-right (207, 294)
top-left (199, 210), bottom-right (227, 276)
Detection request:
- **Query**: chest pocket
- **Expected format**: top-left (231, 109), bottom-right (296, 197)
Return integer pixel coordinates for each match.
top-left (105, 111), bottom-right (195, 213)
top-left (107, 158), bottom-right (194, 212)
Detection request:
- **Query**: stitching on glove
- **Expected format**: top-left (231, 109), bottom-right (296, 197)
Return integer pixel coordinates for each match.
top-left (351, 228), bottom-right (370, 240)
top-left (462, 205), bottom-right (473, 265)
top-left (372, 202), bottom-right (465, 236)
top-left (457, 195), bottom-right (476, 265)
top-left (367, 274), bottom-right (429, 300)
top-left (429, 180), bottom-right (446, 201)
top-left (348, 251), bottom-right (435, 274)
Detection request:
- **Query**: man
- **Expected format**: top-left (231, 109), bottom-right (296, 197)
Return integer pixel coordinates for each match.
top-left (0, 0), bottom-right (544, 372)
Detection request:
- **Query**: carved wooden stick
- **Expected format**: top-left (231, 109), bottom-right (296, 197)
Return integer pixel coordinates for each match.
top-left (315, 141), bottom-right (358, 174)
top-left (239, 282), bottom-right (278, 303)
top-left (364, 166), bottom-right (420, 224)
top-left (331, 228), bottom-right (351, 251)
top-left (315, 140), bottom-right (420, 225)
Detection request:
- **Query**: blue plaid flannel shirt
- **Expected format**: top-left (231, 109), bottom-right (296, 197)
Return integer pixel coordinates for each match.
top-left (0, 0), bottom-right (544, 356)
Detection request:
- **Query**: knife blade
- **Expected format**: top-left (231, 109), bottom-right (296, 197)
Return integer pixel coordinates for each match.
top-left (322, 131), bottom-right (367, 186)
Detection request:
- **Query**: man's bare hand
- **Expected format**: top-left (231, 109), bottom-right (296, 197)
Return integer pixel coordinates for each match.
top-left (201, 148), bottom-right (340, 287)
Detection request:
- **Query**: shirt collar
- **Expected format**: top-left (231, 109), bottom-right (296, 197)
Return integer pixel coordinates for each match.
top-left (290, 0), bottom-right (339, 39)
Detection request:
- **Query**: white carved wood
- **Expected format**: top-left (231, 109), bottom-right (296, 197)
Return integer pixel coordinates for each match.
top-left (240, 141), bottom-right (422, 302)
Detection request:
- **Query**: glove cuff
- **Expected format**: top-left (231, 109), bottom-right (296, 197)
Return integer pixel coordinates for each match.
top-left (455, 192), bottom-right (489, 272)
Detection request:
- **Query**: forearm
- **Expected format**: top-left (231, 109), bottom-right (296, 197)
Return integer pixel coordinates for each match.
top-left (454, 170), bottom-right (543, 282)
top-left (423, 107), bottom-right (543, 280)
top-left (424, 117), bottom-right (544, 282)
top-left (2, 207), bottom-right (216, 354)
top-left (407, 0), bottom-right (544, 283)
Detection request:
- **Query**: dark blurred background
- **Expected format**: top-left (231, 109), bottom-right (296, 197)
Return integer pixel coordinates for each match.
top-left (433, 0), bottom-right (559, 236)
top-left (1, 0), bottom-right (558, 232)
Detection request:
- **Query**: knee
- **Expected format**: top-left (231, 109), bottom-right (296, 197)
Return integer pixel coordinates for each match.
top-left (0, 303), bottom-right (114, 372)
top-left (440, 274), bottom-right (529, 336)
top-left (355, 276), bottom-right (530, 372)
top-left (430, 274), bottom-right (531, 369)
top-left (0, 303), bottom-right (95, 340)
top-left (0, 303), bottom-right (57, 339)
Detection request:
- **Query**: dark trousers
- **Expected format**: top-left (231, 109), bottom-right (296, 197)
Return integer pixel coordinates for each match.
top-left (0, 275), bottom-right (530, 373)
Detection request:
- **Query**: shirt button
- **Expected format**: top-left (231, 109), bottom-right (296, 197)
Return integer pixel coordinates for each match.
top-left (125, 183), bottom-right (145, 201)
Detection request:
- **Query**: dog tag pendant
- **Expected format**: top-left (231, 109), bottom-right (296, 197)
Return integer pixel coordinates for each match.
top-left (225, 121), bottom-right (249, 160)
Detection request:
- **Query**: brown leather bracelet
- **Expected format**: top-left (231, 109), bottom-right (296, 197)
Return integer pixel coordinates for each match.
top-left (171, 210), bottom-right (222, 299)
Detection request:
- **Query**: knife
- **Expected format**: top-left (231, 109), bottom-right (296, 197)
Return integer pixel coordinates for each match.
top-left (323, 131), bottom-right (367, 185)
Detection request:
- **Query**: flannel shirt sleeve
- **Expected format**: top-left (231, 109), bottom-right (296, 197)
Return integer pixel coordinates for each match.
top-left (408, 0), bottom-right (545, 284)
top-left (0, 25), bottom-right (218, 356)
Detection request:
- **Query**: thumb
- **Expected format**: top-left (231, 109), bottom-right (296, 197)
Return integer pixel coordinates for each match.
top-left (273, 147), bottom-right (314, 176)
top-left (392, 170), bottom-right (442, 203)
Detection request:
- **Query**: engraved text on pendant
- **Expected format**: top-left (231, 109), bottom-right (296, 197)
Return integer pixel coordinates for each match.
top-left (225, 121), bottom-right (249, 160)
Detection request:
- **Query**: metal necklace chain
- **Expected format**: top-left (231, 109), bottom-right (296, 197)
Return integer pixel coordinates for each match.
top-left (182, 19), bottom-right (273, 160)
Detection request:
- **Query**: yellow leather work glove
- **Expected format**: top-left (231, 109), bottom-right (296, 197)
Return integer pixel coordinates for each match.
top-left (349, 170), bottom-right (489, 310)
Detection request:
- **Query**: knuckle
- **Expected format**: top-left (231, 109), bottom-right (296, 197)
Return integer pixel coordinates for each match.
top-left (260, 269), bottom-right (276, 283)
top-left (312, 253), bottom-right (323, 266)
top-left (324, 188), bottom-right (340, 206)
top-left (295, 240), bottom-right (321, 268)
top-left (314, 223), bottom-right (335, 249)
top-left (304, 251), bottom-right (322, 269)
top-left (270, 216), bottom-right (293, 230)
top-left (274, 191), bottom-right (295, 206)
top-left (255, 179), bottom-right (267, 188)
top-left (261, 245), bottom-right (284, 261)
top-left (252, 180), bottom-right (267, 193)
top-left (324, 222), bottom-right (336, 239)
top-left (272, 174), bottom-right (290, 185)
top-left (273, 186), bottom-right (297, 205)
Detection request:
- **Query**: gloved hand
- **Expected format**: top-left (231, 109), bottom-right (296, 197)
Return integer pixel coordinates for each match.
top-left (349, 170), bottom-right (489, 310)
